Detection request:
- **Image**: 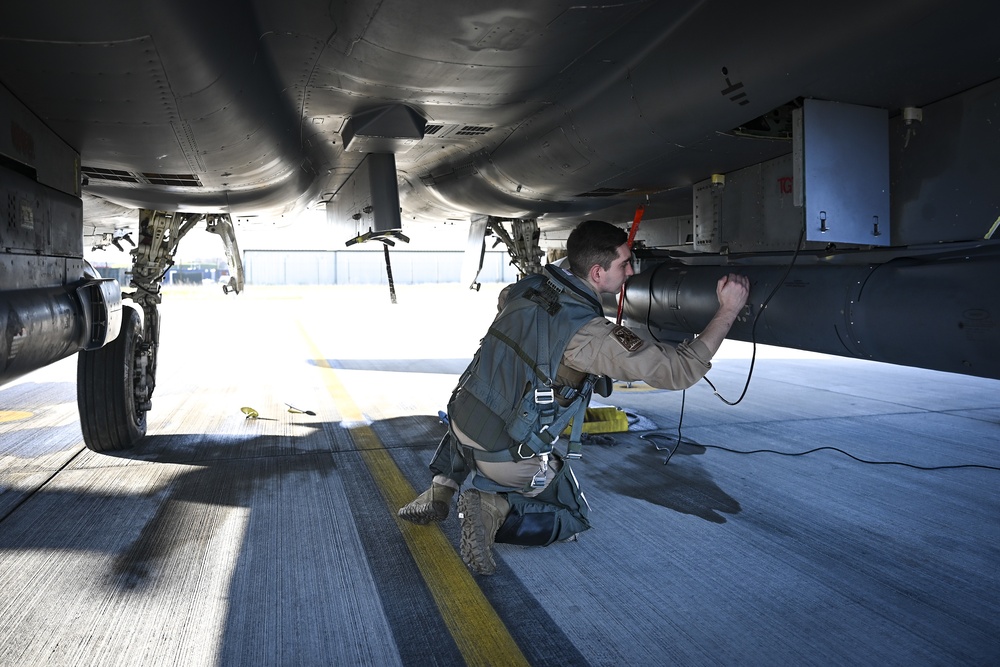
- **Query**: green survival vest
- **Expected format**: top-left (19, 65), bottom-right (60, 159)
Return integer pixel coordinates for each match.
top-left (448, 264), bottom-right (610, 466)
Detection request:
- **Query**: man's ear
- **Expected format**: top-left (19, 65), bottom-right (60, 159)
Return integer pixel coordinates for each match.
top-left (587, 263), bottom-right (603, 284)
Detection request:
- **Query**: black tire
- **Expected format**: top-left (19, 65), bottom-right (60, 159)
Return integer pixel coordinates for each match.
top-left (77, 306), bottom-right (147, 452)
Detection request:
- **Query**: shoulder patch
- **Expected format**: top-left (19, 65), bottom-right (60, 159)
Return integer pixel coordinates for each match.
top-left (610, 325), bottom-right (644, 352)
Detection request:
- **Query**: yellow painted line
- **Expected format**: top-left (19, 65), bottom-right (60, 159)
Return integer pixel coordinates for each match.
top-left (298, 324), bottom-right (529, 667)
top-left (0, 410), bottom-right (32, 423)
top-left (986, 215), bottom-right (1000, 240)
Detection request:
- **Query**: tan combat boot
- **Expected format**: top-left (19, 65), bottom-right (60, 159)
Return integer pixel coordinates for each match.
top-left (398, 483), bottom-right (456, 524)
top-left (457, 489), bottom-right (511, 575)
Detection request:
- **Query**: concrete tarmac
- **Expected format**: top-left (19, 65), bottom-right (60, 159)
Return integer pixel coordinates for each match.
top-left (1, 283), bottom-right (998, 666)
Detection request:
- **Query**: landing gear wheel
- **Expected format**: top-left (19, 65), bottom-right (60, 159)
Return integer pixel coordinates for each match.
top-left (77, 306), bottom-right (147, 452)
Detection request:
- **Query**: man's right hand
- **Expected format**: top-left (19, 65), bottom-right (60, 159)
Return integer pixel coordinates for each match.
top-left (694, 273), bottom-right (751, 358)
top-left (717, 273), bottom-right (750, 314)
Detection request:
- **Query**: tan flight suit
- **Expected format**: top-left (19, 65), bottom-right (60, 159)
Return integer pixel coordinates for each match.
top-left (446, 280), bottom-right (714, 495)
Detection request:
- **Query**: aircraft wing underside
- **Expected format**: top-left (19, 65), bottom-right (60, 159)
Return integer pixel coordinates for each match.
top-left (0, 0), bottom-right (995, 243)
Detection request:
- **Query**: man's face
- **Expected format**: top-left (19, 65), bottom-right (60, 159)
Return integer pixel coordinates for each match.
top-left (593, 243), bottom-right (634, 294)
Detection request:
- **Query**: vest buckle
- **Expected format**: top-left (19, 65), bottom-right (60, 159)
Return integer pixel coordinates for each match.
top-left (516, 443), bottom-right (536, 459)
top-left (534, 388), bottom-right (555, 405)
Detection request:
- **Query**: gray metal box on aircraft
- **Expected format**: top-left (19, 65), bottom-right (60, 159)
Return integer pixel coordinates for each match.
top-left (794, 99), bottom-right (890, 246)
top-left (693, 99), bottom-right (890, 253)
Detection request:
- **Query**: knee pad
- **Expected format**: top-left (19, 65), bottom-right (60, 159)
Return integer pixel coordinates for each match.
top-left (495, 511), bottom-right (557, 546)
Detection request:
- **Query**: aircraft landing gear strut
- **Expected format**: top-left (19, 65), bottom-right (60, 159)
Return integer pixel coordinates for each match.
top-left (487, 217), bottom-right (544, 278)
top-left (76, 209), bottom-right (244, 452)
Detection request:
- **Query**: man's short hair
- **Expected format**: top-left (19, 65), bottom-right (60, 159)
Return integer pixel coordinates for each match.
top-left (566, 220), bottom-right (628, 279)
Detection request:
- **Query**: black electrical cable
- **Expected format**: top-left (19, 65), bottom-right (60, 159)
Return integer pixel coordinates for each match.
top-left (641, 432), bottom-right (1000, 472)
top-left (702, 223), bottom-right (806, 406)
top-left (641, 225), bottom-right (805, 406)
top-left (643, 389), bottom-right (693, 466)
top-left (638, 226), bottom-right (999, 473)
top-left (638, 226), bottom-right (804, 460)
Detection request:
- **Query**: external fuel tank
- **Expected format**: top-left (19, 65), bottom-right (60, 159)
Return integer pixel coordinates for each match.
top-left (622, 243), bottom-right (999, 381)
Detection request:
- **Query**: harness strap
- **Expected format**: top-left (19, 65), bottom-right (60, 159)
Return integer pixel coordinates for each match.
top-left (463, 446), bottom-right (539, 496)
top-left (565, 397), bottom-right (587, 460)
top-left (486, 325), bottom-right (552, 388)
top-left (534, 294), bottom-right (554, 427)
top-left (461, 379), bottom-right (594, 465)
top-left (463, 444), bottom-right (520, 463)
top-left (471, 471), bottom-right (524, 495)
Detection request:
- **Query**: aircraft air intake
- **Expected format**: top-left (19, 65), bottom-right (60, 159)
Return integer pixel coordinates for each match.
top-left (0, 279), bottom-right (121, 385)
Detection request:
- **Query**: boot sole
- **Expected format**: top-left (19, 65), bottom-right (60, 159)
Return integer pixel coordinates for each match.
top-left (458, 490), bottom-right (496, 575)
top-left (397, 500), bottom-right (449, 525)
